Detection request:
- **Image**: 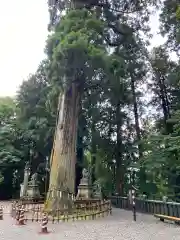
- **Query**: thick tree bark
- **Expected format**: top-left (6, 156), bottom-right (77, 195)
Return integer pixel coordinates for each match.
top-left (45, 82), bottom-right (80, 211)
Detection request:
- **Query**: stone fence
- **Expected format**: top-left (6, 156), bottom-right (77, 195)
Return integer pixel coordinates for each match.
top-left (109, 196), bottom-right (180, 218)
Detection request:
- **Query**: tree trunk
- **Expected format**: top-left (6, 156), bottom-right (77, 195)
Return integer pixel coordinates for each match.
top-left (130, 73), bottom-right (142, 158)
top-left (91, 120), bottom-right (96, 184)
top-left (115, 101), bottom-right (123, 194)
top-left (155, 71), bottom-right (170, 132)
top-left (45, 82), bottom-right (80, 211)
top-left (75, 127), bottom-right (83, 194)
top-left (130, 73), bottom-right (147, 192)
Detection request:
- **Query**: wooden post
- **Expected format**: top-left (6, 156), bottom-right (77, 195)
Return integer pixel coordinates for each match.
top-left (132, 189), bottom-right (136, 221)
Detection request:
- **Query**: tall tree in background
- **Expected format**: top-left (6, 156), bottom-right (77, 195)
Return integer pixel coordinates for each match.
top-left (160, 0), bottom-right (180, 54)
top-left (17, 60), bottom-right (56, 174)
top-left (0, 97), bottom-right (23, 199)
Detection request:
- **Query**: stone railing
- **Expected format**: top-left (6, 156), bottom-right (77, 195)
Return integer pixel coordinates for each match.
top-left (109, 196), bottom-right (180, 218)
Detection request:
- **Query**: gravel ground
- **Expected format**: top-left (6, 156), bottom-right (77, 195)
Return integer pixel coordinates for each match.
top-left (1, 202), bottom-right (180, 240)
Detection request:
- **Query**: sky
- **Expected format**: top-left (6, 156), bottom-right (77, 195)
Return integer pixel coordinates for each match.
top-left (0, 0), bottom-right (49, 97)
top-left (0, 1), bottom-right (165, 97)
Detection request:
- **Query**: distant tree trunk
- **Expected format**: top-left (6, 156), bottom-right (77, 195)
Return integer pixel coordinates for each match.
top-left (130, 73), bottom-right (147, 191)
top-left (45, 82), bottom-right (80, 211)
top-left (130, 73), bottom-right (142, 158)
top-left (31, 152), bottom-right (44, 174)
top-left (91, 120), bottom-right (96, 184)
top-left (155, 71), bottom-right (170, 132)
top-left (115, 101), bottom-right (124, 194)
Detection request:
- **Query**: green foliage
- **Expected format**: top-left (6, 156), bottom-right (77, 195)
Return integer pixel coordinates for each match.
top-left (177, 6), bottom-right (180, 20)
top-left (0, 61), bottom-right (57, 199)
top-left (0, 97), bottom-right (23, 198)
top-left (0, 98), bottom-right (22, 165)
top-left (160, 0), bottom-right (180, 51)
top-left (46, 9), bottom-right (109, 92)
top-left (0, 173), bottom-right (4, 184)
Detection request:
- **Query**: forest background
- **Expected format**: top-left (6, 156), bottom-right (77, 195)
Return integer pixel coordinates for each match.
top-left (0, 0), bottom-right (179, 201)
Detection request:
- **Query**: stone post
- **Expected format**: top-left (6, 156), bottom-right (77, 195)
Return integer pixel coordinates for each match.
top-left (22, 162), bottom-right (30, 197)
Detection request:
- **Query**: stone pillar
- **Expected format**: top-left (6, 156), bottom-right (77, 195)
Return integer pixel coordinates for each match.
top-left (22, 163), bottom-right (30, 197)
